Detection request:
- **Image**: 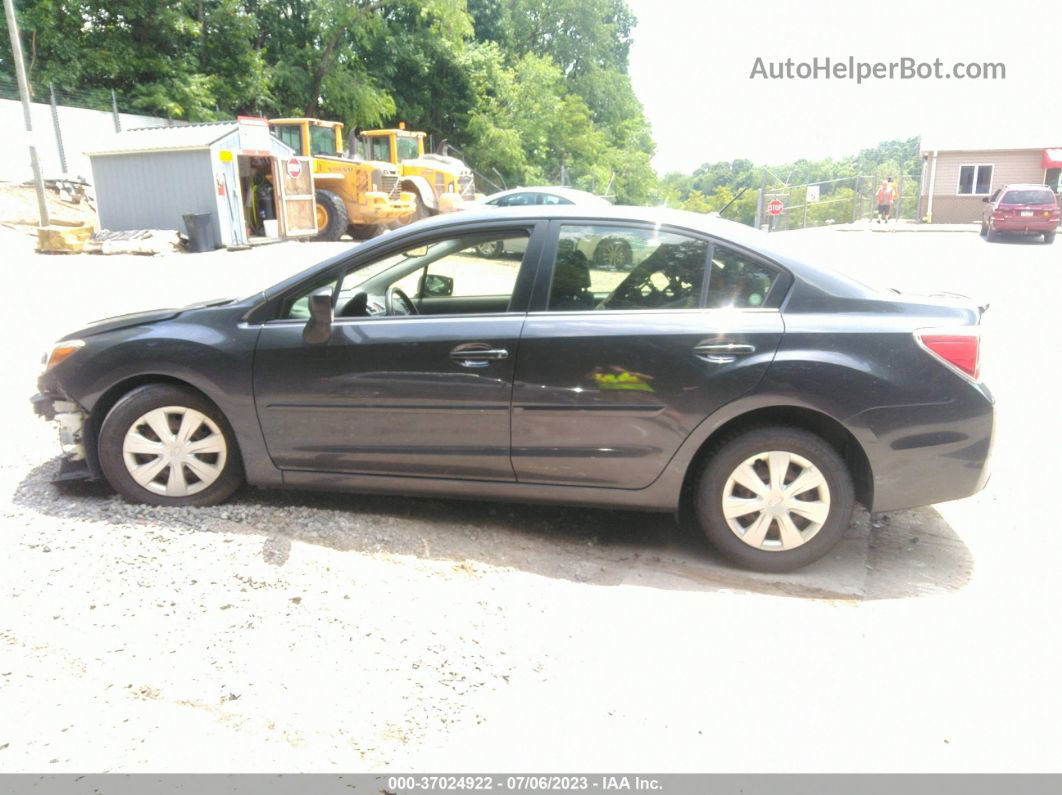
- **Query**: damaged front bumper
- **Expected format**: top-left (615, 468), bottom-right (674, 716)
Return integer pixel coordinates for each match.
top-left (31, 392), bottom-right (94, 481)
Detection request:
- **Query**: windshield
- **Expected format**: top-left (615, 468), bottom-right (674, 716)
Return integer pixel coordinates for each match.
top-left (1000, 189), bottom-right (1056, 205)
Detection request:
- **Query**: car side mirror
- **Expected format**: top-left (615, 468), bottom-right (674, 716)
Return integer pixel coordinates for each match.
top-left (302, 287), bottom-right (334, 344)
top-left (419, 273), bottom-right (454, 298)
top-left (982, 197), bottom-right (990, 203)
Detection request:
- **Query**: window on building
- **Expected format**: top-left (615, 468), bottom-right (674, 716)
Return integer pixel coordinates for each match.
top-left (1046, 168), bottom-right (1061, 193)
top-left (957, 164), bottom-right (993, 195)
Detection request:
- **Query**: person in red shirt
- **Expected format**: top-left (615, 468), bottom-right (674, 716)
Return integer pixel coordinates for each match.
top-left (876, 178), bottom-right (898, 223)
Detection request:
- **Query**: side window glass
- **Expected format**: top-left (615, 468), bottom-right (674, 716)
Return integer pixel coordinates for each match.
top-left (368, 137), bottom-right (391, 162)
top-left (540, 194), bottom-right (571, 205)
top-left (547, 225), bottom-right (708, 312)
top-left (328, 232), bottom-right (530, 318)
top-left (499, 193), bottom-right (534, 207)
top-left (706, 246), bottom-right (779, 309)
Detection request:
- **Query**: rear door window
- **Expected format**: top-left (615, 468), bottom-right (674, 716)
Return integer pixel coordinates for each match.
top-left (547, 225), bottom-right (708, 311)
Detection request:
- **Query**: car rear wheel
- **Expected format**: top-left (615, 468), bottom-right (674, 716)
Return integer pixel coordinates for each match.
top-left (985, 222), bottom-right (999, 242)
top-left (98, 384), bottom-right (244, 507)
top-left (1045, 231), bottom-right (1056, 244)
top-left (695, 426), bottom-right (855, 572)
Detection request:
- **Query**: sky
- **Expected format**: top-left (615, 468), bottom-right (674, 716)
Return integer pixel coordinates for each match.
top-left (626, 0), bottom-right (1062, 174)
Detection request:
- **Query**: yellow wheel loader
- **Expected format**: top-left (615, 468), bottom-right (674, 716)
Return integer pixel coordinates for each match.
top-left (268, 118), bottom-right (416, 241)
top-left (359, 126), bottom-right (482, 221)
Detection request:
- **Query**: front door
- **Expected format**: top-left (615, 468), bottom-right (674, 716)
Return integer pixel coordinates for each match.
top-left (253, 224), bottom-right (543, 480)
top-left (511, 222), bottom-right (787, 488)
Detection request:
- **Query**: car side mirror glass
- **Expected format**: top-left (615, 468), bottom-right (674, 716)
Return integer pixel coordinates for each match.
top-left (419, 273), bottom-right (454, 297)
top-left (302, 287), bottom-right (334, 344)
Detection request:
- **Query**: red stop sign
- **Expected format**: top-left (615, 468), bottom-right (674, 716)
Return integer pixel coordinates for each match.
top-left (767, 199), bottom-right (784, 216)
top-left (286, 158), bottom-right (303, 179)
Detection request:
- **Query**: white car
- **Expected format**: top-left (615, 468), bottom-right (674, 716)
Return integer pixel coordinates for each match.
top-left (475, 187), bottom-right (616, 258)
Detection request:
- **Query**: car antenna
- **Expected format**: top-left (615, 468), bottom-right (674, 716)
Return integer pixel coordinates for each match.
top-left (717, 186), bottom-right (749, 217)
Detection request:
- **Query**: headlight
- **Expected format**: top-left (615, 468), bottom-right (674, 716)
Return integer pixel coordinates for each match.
top-left (43, 340), bottom-right (84, 371)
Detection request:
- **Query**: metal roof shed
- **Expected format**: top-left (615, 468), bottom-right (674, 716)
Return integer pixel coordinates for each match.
top-left (86, 120), bottom-right (314, 248)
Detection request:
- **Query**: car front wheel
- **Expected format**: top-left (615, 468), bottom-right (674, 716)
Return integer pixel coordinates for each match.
top-left (97, 384), bottom-right (244, 506)
top-left (695, 426), bottom-right (855, 572)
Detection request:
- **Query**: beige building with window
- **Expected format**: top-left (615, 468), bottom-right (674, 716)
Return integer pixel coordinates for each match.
top-left (918, 137), bottom-right (1062, 223)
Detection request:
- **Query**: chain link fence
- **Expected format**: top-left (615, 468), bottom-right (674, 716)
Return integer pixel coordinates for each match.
top-left (759, 172), bottom-right (922, 231)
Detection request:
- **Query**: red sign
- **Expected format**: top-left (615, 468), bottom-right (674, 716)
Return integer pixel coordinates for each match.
top-left (767, 199), bottom-right (784, 216)
top-left (287, 158), bottom-right (303, 180)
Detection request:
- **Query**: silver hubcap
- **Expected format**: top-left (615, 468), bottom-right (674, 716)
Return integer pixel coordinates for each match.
top-left (122, 406), bottom-right (227, 497)
top-left (722, 451), bottom-right (831, 551)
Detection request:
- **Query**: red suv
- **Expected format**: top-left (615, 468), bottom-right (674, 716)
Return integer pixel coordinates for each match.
top-left (981, 184), bottom-right (1060, 243)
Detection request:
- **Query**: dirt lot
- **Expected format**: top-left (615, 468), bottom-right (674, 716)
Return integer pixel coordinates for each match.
top-left (0, 224), bottom-right (1059, 772)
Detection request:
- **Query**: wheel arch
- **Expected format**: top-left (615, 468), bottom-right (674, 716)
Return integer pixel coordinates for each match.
top-left (679, 404), bottom-right (874, 512)
top-left (85, 374), bottom-right (241, 478)
top-left (399, 176), bottom-right (437, 210)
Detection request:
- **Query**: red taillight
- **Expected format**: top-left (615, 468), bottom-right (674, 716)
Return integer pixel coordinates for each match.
top-left (916, 331), bottom-right (981, 381)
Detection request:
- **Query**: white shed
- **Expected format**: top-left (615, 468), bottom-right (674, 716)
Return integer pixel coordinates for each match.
top-left (86, 118), bottom-right (317, 249)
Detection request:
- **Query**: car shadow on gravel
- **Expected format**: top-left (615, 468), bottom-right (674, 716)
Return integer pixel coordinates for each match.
top-left (15, 458), bottom-right (973, 601)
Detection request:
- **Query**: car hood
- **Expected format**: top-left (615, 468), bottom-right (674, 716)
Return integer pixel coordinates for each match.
top-left (60, 298), bottom-right (236, 340)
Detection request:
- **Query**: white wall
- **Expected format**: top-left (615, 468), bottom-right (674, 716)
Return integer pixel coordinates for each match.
top-left (1, 98), bottom-right (177, 182)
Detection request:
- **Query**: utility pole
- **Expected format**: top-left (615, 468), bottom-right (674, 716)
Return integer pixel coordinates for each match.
top-left (4, 0), bottom-right (50, 227)
top-left (753, 168), bottom-right (766, 229)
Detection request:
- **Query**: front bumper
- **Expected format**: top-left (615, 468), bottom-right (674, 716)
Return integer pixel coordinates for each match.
top-left (354, 191), bottom-right (417, 224)
top-left (32, 391), bottom-right (94, 481)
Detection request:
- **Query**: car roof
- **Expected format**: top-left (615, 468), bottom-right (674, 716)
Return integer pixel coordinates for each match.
top-left (251, 204), bottom-right (878, 308)
top-left (999, 184), bottom-right (1054, 190)
top-left (419, 204), bottom-right (769, 246)
top-left (483, 186), bottom-right (609, 203)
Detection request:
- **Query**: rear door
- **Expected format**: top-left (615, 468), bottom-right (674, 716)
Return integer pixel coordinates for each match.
top-left (511, 221), bottom-right (788, 488)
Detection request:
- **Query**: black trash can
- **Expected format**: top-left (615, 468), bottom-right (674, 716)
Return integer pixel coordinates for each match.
top-left (182, 213), bottom-right (218, 253)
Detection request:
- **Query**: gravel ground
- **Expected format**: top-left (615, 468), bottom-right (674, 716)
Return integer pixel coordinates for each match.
top-left (0, 225), bottom-right (1060, 772)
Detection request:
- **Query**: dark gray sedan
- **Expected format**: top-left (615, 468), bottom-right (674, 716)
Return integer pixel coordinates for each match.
top-left (32, 206), bottom-right (993, 571)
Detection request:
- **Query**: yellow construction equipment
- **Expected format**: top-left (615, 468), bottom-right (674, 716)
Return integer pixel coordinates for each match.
top-left (268, 118), bottom-right (416, 240)
top-left (358, 125), bottom-right (481, 221)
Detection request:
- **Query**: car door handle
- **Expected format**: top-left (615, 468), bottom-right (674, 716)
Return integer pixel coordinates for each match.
top-left (450, 344), bottom-right (509, 367)
top-left (693, 342), bottom-right (756, 363)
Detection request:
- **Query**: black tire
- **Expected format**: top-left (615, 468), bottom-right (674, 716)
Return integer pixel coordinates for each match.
top-left (979, 222), bottom-right (987, 237)
top-left (592, 236), bottom-right (633, 270)
top-left (1045, 231), bottom-right (1056, 244)
top-left (985, 222), bottom-right (998, 242)
top-left (476, 240), bottom-right (504, 258)
top-left (97, 384), bottom-right (244, 507)
top-left (694, 426), bottom-right (855, 572)
top-left (314, 189), bottom-right (348, 242)
top-left (349, 223), bottom-right (382, 240)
